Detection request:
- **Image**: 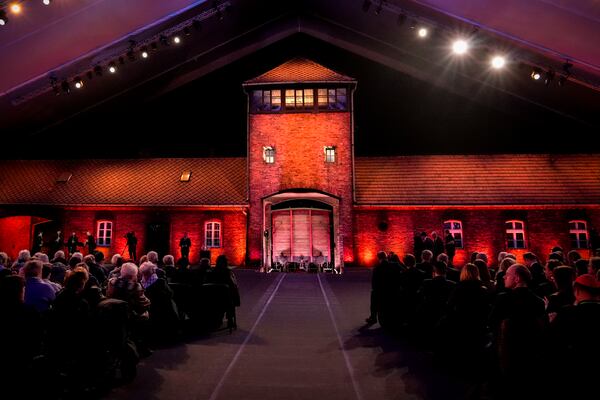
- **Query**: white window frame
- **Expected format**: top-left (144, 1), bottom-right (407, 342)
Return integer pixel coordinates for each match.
top-left (569, 220), bottom-right (589, 249)
top-left (443, 220), bottom-right (463, 248)
top-left (205, 221), bottom-right (222, 248)
top-left (506, 220), bottom-right (526, 249)
top-left (324, 146), bottom-right (336, 163)
top-left (263, 146), bottom-right (275, 164)
top-left (96, 220), bottom-right (113, 247)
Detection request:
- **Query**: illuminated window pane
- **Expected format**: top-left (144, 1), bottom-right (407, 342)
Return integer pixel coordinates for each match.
top-left (264, 147), bottom-right (275, 164)
top-left (285, 89), bottom-right (295, 108)
top-left (325, 147), bottom-right (336, 163)
top-left (272, 90), bottom-right (281, 110)
top-left (295, 90), bottom-right (304, 106)
top-left (304, 89), bottom-right (314, 107)
top-left (318, 89), bottom-right (327, 107)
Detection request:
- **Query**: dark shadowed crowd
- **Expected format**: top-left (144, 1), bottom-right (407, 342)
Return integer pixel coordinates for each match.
top-left (366, 245), bottom-right (600, 399)
top-left (0, 249), bottom-right (240, 398)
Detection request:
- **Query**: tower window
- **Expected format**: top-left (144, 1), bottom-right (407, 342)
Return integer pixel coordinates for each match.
top-left (285, 89), bottom-right (313, 109)
top-left (324, 146), bottom-right (336, 163)
top-left (263, 146), bottom-right (275, 164)
top-left (251, 90), bottom-right (281, 112)
top-left (569, 220), bottom-right (588, 249)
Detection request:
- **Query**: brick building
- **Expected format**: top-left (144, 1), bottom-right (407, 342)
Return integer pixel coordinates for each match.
top-left (1, 59), bottom-right (599, 268)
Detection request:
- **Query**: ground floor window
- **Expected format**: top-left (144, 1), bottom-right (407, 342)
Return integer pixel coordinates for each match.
top-left (205, 221), bottom-right (221, 248)
top-left (569, 220), bottom-right (588, 249)
top-left (96, 220), bottom-right (112, 246)
top-left (506, 220), bottom-right (526, 249)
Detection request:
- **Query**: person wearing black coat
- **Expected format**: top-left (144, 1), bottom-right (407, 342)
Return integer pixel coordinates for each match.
top-left (431, 231), bottom-right (445, 260)
top-left (140, 262), bottom-right (179, 341)
top-left (444, 229), bottom-right (456, 266)
top-left (416, 261), bottom-right (456, 339)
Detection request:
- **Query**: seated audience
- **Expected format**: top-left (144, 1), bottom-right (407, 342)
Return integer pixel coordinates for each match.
top-left (22, 259), bottom-right (56, 313)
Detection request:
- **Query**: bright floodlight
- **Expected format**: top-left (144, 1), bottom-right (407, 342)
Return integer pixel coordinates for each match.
top-left (141, 51), bottom-right (149, 59)
top-left (10, 3), bottom-right (22, 14)
top-left (173, 36), bottom-right (181, 44)
top-left (417, 28), bottom-right (428, 38)
top-left (491, 56), bottom-right (506, 69)
top-left (108, 63), bottom-right (117, 74)
top-left (43, 0), bottom-right (52, 5)
top-left (452, 39), bottom-right (469, 55)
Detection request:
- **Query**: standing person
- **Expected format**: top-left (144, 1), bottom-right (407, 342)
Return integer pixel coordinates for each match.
top-left (422, 231), bottom-right (434, 254)
top-left (365, 251), bottom-right (389, 325)
top-left (32, 232), bottom-right (43, 254)
top-left (125, 231), bottom-right (138, 262)
top-left (444, 229), bottom-right (456, 266)
top-left (51, 230), bottom-right (63, 255)
top-left (179, 232), bottom-right (191, 259)
top-left (431, 231), bottom-right (444, 260)
top-left (414, 230), bottom-right (424, 263)
top-left (67, 232), bottom-right (80, 256)
top-left (84, 231), bottom-right (96, 254)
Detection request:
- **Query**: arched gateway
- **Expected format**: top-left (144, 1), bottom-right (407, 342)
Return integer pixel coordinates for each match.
top-left (262, 192), bottom-right (340, 270)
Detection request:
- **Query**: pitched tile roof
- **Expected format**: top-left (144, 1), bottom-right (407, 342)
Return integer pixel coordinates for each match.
top-left (0, 158), bottom-right (247, 206)
top-left (244, 58), bottom-right (355, 85)
top-left (355, 154), bottom-right (600, 206)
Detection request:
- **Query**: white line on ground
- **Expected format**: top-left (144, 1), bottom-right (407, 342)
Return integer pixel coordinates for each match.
top-left (317, 273), bottom-right (363, 400)
top-left (207, 273), bottom-right (286, 400)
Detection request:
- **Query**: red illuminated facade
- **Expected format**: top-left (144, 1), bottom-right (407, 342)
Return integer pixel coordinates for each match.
top-left (1, 59), bottom-right (599, 268)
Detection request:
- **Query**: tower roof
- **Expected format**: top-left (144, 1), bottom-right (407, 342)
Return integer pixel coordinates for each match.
top-left (244, 58), bottom-right (355, 85)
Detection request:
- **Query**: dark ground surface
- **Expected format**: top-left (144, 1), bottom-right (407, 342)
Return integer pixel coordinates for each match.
top-left (106, 270), bottom-right (473, 400)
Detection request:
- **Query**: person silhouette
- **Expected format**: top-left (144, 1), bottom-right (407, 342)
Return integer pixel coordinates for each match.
top-left (179, 232), bottom-right (191, 259)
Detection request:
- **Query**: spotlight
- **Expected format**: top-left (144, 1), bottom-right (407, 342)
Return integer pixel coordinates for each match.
top-left (452, 39), bottom-right (469, 55)
top-left (61, 80), bottom-right (71, 94)
top-left (375, 1), bottom-right (383, 15)
top-left (172, 35), bottom-right (181, 44)
top-left (417, 27), bottom-right (428, 38)
top-left (544, 69), bottom-right (555, 86)
top-left (94, 65), bottom-right (103, 76)
top-left (490, 55), bottom-right (506, 69)
top-left (530, 67), bottom-right (542, 81)
top-left (74, 77), bottom-right (84, 89)
top-left (362, 0), bottom-right (371, 13)
top-left (108, 62), bottom-right (117, 74)
top-left (0, 10), bottom-right (7, 26)
top-left (141, 46), bottom-right (149, 59)
top-left (42, 0), bottom-right (52, 5)
top-left (10, 3), bottom-right (22, 14)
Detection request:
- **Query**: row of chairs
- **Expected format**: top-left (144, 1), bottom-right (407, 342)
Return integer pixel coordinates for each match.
top-left (270, 261), bottom-right (335, 273)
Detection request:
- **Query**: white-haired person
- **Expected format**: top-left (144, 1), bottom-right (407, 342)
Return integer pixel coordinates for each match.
top-left (107, 262), bottom-right (152, 356)
top-left (107, 263), bottom-right (150, 317)
top-left (139, 261), bottom-right (178, 340)
top-left (11, 249), bottom-right (31, 274)
top-left (162, 254), bottom-right (176, 282)
top-left (22, 259), bottom-right (56, 313)
top-left (146, 251), bottom-right (166, 280)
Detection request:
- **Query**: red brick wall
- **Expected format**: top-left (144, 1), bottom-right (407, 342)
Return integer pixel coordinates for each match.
top-left (248, 112), bottom-right (354, 265)
top-left (62, 209), bottom-right (246, 266)
top-left (0, 216), bottom-right (33, 260)
top-left (170, 210), bottom-right (246, 266)
top-left (353, 208), bottom-right (600, 267)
